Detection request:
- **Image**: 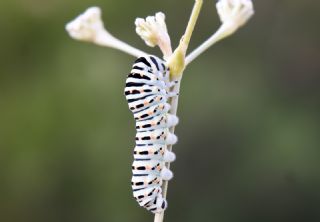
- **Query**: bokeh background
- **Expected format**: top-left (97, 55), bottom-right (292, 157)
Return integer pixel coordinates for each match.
top-left (1, 0), bottom-right (320, 221)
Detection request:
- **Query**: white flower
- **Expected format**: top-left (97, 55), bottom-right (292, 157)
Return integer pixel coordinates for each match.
top-left (216, 0), bottom-right (254, 36)
top-left (65, 7), bottom-right (106, 42)
top-left (65, 7), bottom-right (147, 58)
top-left (135, 12), bottom-right (172, 59)
top-left (185, 0), bottom-right (254, 64)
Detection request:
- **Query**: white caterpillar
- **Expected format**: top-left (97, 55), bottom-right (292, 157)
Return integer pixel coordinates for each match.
top-left (124, 55), bottom-right (179, 213)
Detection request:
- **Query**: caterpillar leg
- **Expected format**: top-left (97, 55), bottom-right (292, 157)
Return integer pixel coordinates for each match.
top-left (167, 91), bottom-right (179, 97)
top-left (163, 150), bottom-right (176, 162)
top-left (160, 166), bottom-right (173, 180)
top-left (166, 133), bottom-right (178, 145)
top-left (163, 103), bottom-right (171, 112)
top-left (167, 114), bottom-right (179, 127)
top-left (167, 80), bottom-right (179, 88)
top-left (154, 194), bottom-right (167, 213)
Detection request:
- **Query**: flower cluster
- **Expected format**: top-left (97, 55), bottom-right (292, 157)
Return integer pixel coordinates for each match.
top-left (66, 0), bottom-right (254, 67)
top-left (216, 0), bottom-right (254, 37)
top-left (65, 7), bottom-right (105, 43)
top-left (135, 12), bottom-right (172, 59)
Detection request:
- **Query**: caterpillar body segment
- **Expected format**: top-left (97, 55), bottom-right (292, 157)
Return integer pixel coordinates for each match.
top-left (128, 95), bottom-right (167, 114)
top-left (135, 114), bottom-right (177, 132)
top-left (125, 55), bottom-right (179, 213)
top-left (133, 144), bottom-right (176, 162)
top-left (133, 103), bottom-right (171, 121)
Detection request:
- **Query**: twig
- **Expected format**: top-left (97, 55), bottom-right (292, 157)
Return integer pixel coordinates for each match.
top-left (65, 7), bottom-right (148, 58)
top-left (185, 24), bottom-right (229, 64)
top-left (154, 1), bottom-right (203, 222)
top-left (154, 78), bottom-right (181, 222)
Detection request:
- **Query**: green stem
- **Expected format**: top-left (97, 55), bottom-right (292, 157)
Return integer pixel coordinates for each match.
top-left (167, 0), bottom-right (203, 78)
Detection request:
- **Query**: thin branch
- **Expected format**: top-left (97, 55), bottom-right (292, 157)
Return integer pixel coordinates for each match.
top-left (95, 30), bottom-right (148, 57)
top-left (167, 0), bottom-right (203, 78)
top-left (186, 0), bottom-right (254, 65)
top-left (154, 1), bottom-right (203, 222)
top-left (180, 0), bottom-right (203, 50)
top-left (185, 24), bottom-right (228, 65)
top-left (65, 7), bottom-right (148, 58)
top-left (154, 77), bottom-right (182, 222)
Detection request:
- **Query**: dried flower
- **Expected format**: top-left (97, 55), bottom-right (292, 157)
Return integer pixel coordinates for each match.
top-left (66, 7), bottom-right (147, 57)
top-left (216, 0), bottom-right (254, 36)
top-left (186, 0), bottom-right (254, 64)
top-left (65, 7), bottom-right (106, 43)
top-left (135, 12), bottom-right (172, 59)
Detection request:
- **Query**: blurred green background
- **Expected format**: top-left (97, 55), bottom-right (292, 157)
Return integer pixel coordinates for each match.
top-left (1, 0), bottom-right (320, 221)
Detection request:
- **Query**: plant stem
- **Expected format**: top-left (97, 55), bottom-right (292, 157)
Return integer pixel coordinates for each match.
top-left (154, 77), bottom-right (182, 222)
top-left (180, 0), bottom-right (203, 50)
top-left (154, 1), bottom-right (203, 222)
top-left (185, 23), bottom-right (233, 65)
top-left (167, 0), bottom-right (203, 78)
top-left (95, 31), bottom-right (148, 58)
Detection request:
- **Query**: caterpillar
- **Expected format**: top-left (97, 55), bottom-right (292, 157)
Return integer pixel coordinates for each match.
top-left (124, 55), bottom-right (179, 213)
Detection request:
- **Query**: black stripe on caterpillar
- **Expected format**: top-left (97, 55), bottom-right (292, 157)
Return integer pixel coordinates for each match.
top-left (124, 55), bottom-right (179, 213)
